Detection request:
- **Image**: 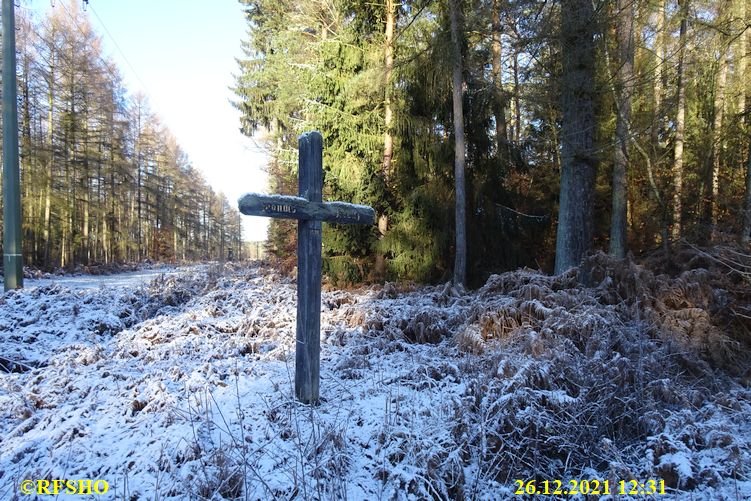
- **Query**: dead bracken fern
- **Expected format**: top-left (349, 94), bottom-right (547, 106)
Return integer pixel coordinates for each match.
top-left (2, 261), bottom-right (746, 500)
top-left (580, 251), bottom-right (748, 373)
top-left (359, 251), bottom-right (750, 497)
top-left (467, 251), bottom-right (745, 373)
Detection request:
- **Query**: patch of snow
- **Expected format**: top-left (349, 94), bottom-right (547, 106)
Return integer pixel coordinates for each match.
top-left (24, 265), bottom-right (203, 291)
top-left (0, 263), bottom-right (748, 500)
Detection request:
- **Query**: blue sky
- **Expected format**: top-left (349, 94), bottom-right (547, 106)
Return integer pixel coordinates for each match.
top-left (24, 0), bottom-right (269, 241)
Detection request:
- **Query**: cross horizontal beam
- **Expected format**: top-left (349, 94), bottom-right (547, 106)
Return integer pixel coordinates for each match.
top-left (239, 192), bottom-right (375, 225)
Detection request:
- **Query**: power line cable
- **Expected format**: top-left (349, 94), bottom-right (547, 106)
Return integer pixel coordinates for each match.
top-left (86, 2), bottom-right (150, 94)
top-left (54, 0), bottom-right (150, 98)
top-left (51, 0), bottom-right (124, 83)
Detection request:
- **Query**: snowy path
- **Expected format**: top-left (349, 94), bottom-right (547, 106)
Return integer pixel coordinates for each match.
top-left (22, 265), bottom-right (206, 291)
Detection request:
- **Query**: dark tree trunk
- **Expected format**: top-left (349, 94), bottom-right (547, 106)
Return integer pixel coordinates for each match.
top-left (709, 0), bottom-right (731, 241)
top-left (449, 0), bottom-right (467, 285)
top-left (742, 146), bottom-right (751, 245)
top-left (672, 0), bottom-right (689, 242)
top-left (609, 0), bottom-right (635, 258)
top-left (492, 0), bottom-right (508, 156)
top-left (554, 0), bottom-right (597, 274)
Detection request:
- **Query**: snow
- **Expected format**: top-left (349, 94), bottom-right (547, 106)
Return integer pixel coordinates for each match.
top-left (23, 265), bottom-right (201, 291)
top-left (325, 201), bottom-right (373, 212)
top-left (240, 193), bottom-right (372, 212)
top-left (0, 262), bottom-right (749, 500)
top-left (240, 192), bottom-right (307, 205)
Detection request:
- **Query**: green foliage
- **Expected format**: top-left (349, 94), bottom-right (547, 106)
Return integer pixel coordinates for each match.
top-left (235, 0), bottom-right (751, 283)
top-left (383, 182), bottom-right (455, 282)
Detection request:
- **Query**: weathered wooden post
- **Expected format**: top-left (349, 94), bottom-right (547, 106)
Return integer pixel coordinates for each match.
top-left (296, 133), bottom-right (323, 404)
top-left (238, 131), bottom-right (375, 404)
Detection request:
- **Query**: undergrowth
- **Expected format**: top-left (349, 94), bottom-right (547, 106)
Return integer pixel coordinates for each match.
top-left (3, 250), bottom-right (749, 500)
top-left (356, 249), bottom-right (751, 498)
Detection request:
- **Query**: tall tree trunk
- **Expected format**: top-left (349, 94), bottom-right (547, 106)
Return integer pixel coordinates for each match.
top-left (653, 0), bottom-right (671, 252)
top-left (743, 149), bottom-right (751, 245)
top-left (382, 0), bottom-right (395, 181)
top-left (512, 45), bottom-right (521, 143)
top-left (737, 0), bottom-right (747, 120)
top-left (740, 0), bottom-right (751, 245)
top-left (672, 0), bottom-right (689, 242)
top-left (492, 0), bottom-right (508, 156)
top-left (133, 102), bottom-right (143, 261)
top-left (710, 56), bottom-right (728, 241)
top-left (555, 0), bottom-right (597, 274)
top-left (43, 52), bottom-right (55, 268)
top-left (95, 147), bottom-right (103, 263)
top-left (652, 0), bottom-right (666, 148)
top-left (20, 44), bottom-right (33, 263)
top-left (63, 99), bottom-right (75, 269)
top-left (118, 203), bottom-right (126, 260)
top-left (109, 144), bottom-right (117, 262)
top-left (375, 0), bottom-right (396, 280)
top-left (129, 190), bottom-right (136, 261)
top-left (102, 215), bottom-right (108, 263)
top-left (61, 224), bottom-right (67, 269)
top-left (709, 0), bottom-right (730, 241)
top-left (82, 157), bottom-right (90, 264)
top-left (609, 0), bottom-right (635, 258)
top-left (449, 0), bottom-right (467, 286)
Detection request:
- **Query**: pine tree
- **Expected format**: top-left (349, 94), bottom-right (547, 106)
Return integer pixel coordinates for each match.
top-left (554, 0), bottom-right (598, 274)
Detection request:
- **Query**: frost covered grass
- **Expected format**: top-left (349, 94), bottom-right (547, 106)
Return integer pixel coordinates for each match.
top-left (0, 258), bottom-right (749, 500)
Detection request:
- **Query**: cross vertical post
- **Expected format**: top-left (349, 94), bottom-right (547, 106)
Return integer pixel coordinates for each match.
top-left (238, 131), bottom-right (375, 405)
top-left (296, 132), bottom-right (323, 404)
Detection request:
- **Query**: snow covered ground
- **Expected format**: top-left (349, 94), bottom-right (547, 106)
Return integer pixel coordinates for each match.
top-left (0, 261), bottom-right (749, 500)
top-left (23, 265), bottom-right (205, 292)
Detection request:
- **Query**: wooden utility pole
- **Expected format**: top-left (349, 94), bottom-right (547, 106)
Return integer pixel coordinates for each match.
top-left (2, 0), bottom-right (23, 291)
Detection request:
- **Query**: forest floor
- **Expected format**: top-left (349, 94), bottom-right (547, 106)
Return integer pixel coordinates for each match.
top-left (0, 255), bottom-right (749, 500)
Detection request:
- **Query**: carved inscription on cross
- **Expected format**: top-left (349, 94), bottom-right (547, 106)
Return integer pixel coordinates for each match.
top-left (238, 131), bottom-right (375, 404)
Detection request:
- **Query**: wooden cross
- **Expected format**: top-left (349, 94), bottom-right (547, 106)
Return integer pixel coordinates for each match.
top-left (238, 131), bottom-right (375, 404)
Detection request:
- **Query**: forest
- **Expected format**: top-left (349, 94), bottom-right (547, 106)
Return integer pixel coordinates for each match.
top-left (0, 2), bottom-right (749, 498)
top-left (234, 0), bottom-right (751, 286)
top-left (0, 2), bottom-right (243, 271)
